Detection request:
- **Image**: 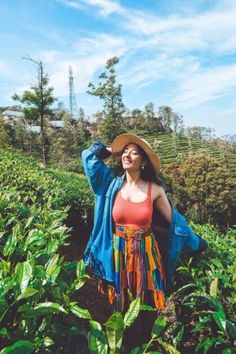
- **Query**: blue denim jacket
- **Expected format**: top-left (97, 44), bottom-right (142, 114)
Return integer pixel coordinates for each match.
top-left (82, 141), bottom-right (207, 291)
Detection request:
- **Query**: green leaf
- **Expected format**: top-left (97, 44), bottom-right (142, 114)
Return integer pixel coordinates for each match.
top-left (35, 223), bottom-right (46, 231)
top-left (210, 278), bottom-right (218, 298)
top-left (17, 287), bottom-right (38, 300)
top-left (0, 340), bottom-right (34, 354)
top-left (176, 266), bottom-right (189, 272)
top-left (140, 304), bottom-right (156, 311)
top-left (62, 292), bottom-right (70, 306)
top-left (152, 316), bottom-right (166, 337)
top-left (33, 302), bottom-right (68, 315)
top-left (0, 258), bottom-right (11, 275)
top-left (105, 312), bottom-right (124, 330)
top-left (42, 337), bottom-right (55, 347)
top-left (124, 298), bottom-right (141, 328)
top-left (49, 266), bottom-right (61, 284)
top-left (90, 320), bottom-right (102, 331)
top-left (194, 338), bottom-right (206, 353)
top-left (3, 233), bottom-right (17, 256)
top-left (70, 304), bottom-right (91, 319)
top-left (15, 262), bottom-right (32, 293)
top-left (106, 326), bottom-right (123, 350)
top-left (195, 337), bottom-right (226, 354)
top-left (222, 349), bottom-right (234, 354)
top-left (158, 338), bottom-right (181, 354)
top-left (213, 311), bottom-right (226, 332)
top-left (175, 283), bottom-right (197, 295)
top-left (88, 321), bottom-right (108, 354)
top-left (76, 259), bottom-right (86, 278)
top-left (73, 275), bottom-right (89, 290)
top-left (24, 216), bottom-right (34, 229)
top-left (0, 328), bottom-right (10, 339)
top-left (45, 254), bottom-right (59, 276)
top-left (210, 296), bottom-right (225, 313)
top-left (173, 326), bottom-right (184, 347)
top-left (47, 239), bottom-right (59, 253)
top-left (211, 259), bottom-right (223, 268)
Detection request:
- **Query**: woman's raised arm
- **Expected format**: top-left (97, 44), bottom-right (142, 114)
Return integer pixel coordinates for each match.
top-left (82, 141), bottom-right (116, 194)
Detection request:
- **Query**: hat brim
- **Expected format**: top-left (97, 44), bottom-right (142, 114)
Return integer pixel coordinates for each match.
top-left (112, 133), bottom-right (161, 173)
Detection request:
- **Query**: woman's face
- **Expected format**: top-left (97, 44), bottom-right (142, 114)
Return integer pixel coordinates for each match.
top-left (121, 143), bottom-right (143, 172)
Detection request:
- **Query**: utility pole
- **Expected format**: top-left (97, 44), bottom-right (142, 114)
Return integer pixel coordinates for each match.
top-left (69, 66), bottom-right (78, 123)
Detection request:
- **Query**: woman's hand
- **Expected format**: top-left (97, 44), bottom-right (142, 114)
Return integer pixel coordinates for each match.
top-left (107, 147), bottom-right (121, 161)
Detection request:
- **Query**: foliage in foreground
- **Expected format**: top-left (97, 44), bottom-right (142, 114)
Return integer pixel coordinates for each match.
top-left (171, 223), bottom-right (236, 353)
top-left (87, 224), bottom-right (236, 354)
top-left (0, 149), bottom-right (92, 352)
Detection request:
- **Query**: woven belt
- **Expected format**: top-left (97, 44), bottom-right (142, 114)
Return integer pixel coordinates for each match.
top-left (115, 226), bottom-right (151, 240)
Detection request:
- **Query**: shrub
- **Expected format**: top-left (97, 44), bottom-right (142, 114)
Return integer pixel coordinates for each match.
top-left (0, 149), bottom-right (92, 352)
top-left (167, 154), bottom-right (236, 227)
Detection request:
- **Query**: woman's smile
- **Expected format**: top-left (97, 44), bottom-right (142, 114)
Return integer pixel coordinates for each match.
top-left (121, 143), bottom-right (142, 170)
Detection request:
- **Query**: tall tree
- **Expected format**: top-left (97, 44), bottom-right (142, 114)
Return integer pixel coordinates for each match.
top-left (144, 102), bottom-right (156, 132)
top-left (131, 108), bottom-right (144, 131)
top-left (87, 56), bottom-right (125, 143)
top-left (158, 105), bottom-right (173, 132)
top-left (12, 58), bottom-right (56, 165)
top-left (171, 112), bottom-right (184, 134)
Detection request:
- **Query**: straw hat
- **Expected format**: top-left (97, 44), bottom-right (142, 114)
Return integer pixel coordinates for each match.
top-left (112, 133), bottom-right (161, 173)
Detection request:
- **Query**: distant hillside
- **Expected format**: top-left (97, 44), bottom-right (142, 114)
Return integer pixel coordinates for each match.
top-left (129, 130), bottom-right (236, 178)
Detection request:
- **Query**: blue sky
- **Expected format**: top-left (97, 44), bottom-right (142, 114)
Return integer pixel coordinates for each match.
top-left (1, 0), bottom-right (236, 137)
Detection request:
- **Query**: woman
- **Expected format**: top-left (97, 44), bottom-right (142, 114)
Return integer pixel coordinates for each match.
top-left (82, 133), bottom-right (206, 312)
top-left (82, 133), bottom-right (172, 311)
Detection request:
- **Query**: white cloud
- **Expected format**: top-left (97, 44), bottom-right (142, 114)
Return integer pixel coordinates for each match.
top-left (58, 0), bottom-right (85, 11)
top-left (60, 0), bottom-right (122, 16)
top-left (82, 0), bottom-right (122, 16)
top-left (74, 33), bottom-right (127, 57)
top-left (40, 50), bottom-right (62, 64)
top-left (46, 33), bottom-right (129, 98)
top-left (173, 64), bottom-right (236, 109)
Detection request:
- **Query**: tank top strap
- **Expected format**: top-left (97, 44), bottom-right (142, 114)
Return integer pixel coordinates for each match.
top-left (147, 181), bottom-right (152, 199)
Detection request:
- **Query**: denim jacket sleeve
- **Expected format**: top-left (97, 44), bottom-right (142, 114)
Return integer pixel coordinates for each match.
top-left (81, 141), bottom-right (115, 195)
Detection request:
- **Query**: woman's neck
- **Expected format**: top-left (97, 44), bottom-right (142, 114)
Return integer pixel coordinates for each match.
top-left (125, 171), bottom-right (142, 185)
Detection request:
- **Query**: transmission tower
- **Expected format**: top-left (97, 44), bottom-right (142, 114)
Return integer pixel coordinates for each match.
top-left (68, 65), bottom-right (78, 122)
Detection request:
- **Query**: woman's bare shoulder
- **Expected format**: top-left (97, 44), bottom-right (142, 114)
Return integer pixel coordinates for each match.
top-left (151, 182), bottom-right (165, 200)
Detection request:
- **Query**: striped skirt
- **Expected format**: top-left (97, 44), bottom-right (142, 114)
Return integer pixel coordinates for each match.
top-left (99, 225), bottom-right (165, 312)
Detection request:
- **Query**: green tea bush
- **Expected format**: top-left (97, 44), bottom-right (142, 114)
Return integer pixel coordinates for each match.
top-left (0, 149), bottom-right (92, 353)
top-left (172, 224), bottom-right (236, 353)
top-left (46, 168), bottom-right (94, 226)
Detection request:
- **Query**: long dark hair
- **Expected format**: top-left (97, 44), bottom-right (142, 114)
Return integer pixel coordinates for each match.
top-left (114, 144), bottom-right (163, 187)
top-left (138, 146), bottom-right (163, 186)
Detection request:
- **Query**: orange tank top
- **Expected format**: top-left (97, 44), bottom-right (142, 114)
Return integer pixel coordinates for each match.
top-left (112, 182), bottom-right (153, 228)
